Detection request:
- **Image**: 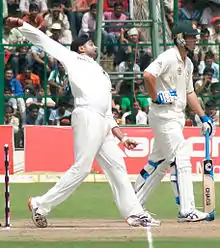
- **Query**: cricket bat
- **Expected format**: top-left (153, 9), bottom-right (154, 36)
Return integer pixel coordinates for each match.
top-left (203, 131), bottom-right (215, 221)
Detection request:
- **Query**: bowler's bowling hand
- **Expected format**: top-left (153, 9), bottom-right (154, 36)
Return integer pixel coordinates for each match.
top-left (6, 17), bottom-right (23, 28)
top-left (122, 136), bottom-right (138, 150)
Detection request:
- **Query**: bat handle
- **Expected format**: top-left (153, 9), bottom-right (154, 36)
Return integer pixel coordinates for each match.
top-left (205, 130), bottom-right (210, 160)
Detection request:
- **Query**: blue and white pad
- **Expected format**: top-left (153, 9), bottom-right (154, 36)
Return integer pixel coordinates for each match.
top-left (134, 159), bottom-right (168, 206)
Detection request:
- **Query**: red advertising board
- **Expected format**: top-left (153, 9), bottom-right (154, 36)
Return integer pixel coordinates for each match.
top-left (24, 126), bottom-right (220, 176)
top-left (0, 126), bottom-right (14, 174)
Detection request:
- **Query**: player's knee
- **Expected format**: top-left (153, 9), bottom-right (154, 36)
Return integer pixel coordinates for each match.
top-left (69, 163), bottom-right (91, 177)
top-left (175, 141), bottom-right (191, 169)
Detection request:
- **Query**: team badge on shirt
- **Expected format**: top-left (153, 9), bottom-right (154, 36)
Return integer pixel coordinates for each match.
top-left (177, 67), bottom-right (182, 75)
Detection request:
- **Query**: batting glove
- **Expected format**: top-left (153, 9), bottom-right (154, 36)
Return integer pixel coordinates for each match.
top-left (154, 90), bottom-right (177, 104)
top-left (200, 115), bottom-right (216, 138)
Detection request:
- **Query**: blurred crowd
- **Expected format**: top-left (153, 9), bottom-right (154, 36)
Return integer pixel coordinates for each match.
top-left (2, 0), bottom-right (220, 147)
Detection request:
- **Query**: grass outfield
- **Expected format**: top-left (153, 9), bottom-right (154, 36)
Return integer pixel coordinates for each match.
top-left (0, 182), bottom-right (219, 219)
top-left (1, 240), bottom-right (220, 248)
top-left (0, 182), bottom-right (219, 247)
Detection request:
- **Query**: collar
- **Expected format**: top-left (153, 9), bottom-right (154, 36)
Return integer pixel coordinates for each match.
top-left (173, 46), bottom-right (188, 64)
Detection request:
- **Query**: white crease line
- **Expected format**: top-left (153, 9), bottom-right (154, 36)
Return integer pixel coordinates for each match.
top-left (1, 226), bottom-right (153, 231)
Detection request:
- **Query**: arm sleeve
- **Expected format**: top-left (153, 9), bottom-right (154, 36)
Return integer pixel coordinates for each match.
top-left (187, 62), bottom-right (194, 94)
top-left (63, 15), bottom-right (70, 30)
top-left (18, 22), bottom-right (76, 66)
top-left (105, 92), bottom-right (118, 129)
top-left (144, 53), bottom-right (170, 78)
top-left (41, 0), bottom-right (48, 12)
top-left (49, 110), bottom-right (56, 121)
top-left (14, 80), bottom-right (24, 97)
top-left (81, 14), bottom-right (89, 33)
top-left (19, 0), bottom-right (28, 13)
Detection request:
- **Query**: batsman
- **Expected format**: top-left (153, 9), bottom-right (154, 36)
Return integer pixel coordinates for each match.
top-left (134, 21), bottom-right (216, 222)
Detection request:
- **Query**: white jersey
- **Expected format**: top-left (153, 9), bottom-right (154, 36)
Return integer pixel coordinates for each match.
top-left (18, 22), bottom-right (112, 118)
top-left (145, 46), bottom-right (194, 116)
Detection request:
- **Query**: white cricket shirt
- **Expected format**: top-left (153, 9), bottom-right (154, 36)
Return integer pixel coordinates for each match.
top-left (145, 46), bottom-right (194, 115)
top-left (18, 22), bottom-right (112, 117)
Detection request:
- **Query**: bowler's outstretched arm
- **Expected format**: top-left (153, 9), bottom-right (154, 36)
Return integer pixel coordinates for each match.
top-left (7, 18), bottom-right (75, 66)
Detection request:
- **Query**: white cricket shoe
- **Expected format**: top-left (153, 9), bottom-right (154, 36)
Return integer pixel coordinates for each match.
top-left (178, 209), bottom-right (210, 222)
top-left (28, 197), bottom-right (48, 228)
top-left (127, 212), bottom-right (161, 227)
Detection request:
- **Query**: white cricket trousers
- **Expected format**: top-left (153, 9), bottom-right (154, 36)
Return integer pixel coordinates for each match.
top-left (33, 107), bottom-right (144, 218)
top-left (137, 109), bottom-right (196, 215)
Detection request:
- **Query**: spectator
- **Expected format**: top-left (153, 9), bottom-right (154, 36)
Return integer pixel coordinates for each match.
top-left (195, 100), bottom-right (219, 126)
top-left (198, 52), bottom-right (219, 80)
top-left (48, 61), bottom-right (70, 100)
top-left (185, 108), bottom-right (198, 126)
top-left (30, 44), bottom-right (53, 84)
top-left (4, 49), bottom-right (11, 65)
top-left (26, 86), bottom-right (56, 124)
top-left (11, 40), bottom-right (33, 76)
top-left (104, 2), bottom-right (127, 36)
top-left (7, 0), bottom-right (19, 17)
top-left (103, 2), bottom-right (128, 55)
top-left (49, 100), bottom-right (72, 125)
top-left (194, 67), bottom-right (214, 96)
top-left (26, 85), bottom-right (55, 108)
top-left (122, 99), bottom-right (148, 125)
top-left (19, 0), bottom-right (48, 14)
top-left (4, 69), bottom-right (24, 98)
top-left (16, 67), bottom-right (41, 89)
top-left (120, 83), bottom-right (149, 115)
top-left (44, 4), bottom-right (70, 31)
top-left (125, 114), bottom-right (133, 124)
top-left (117, 54), bottom-right (141, 77)
top-left (104, 0), bottom-right (128, 12)
top-left (4, 104), bottom-right (20, 147)
top-left (209, 82), bottom-right (220, 105)
top-left (4, 69), bottom-right (26, 124)
top-left (25, 103), bottom-right (44, 125)
top-left (78, 3), bottom-right (97, 39)
top-left (112, 107), bottom-right (120, 120)
top-left (70, 0), bottom-right (97, 14)
top-left (179, 0), bottom-right (201, 22)
top-left (210, 16), bottom-right (220, 43)
top-left (194, 28), bottom-right (217, 63)
top-left (46, 22), bottom-right (72, 46)
top-left (58, 0), bottom-right (96, 40)
top-left (115, 27), bottom-right (151, 70)
top-left (165, 5), bottom-right (174, 30)
top-left (22, 3), bottom-right (46, 31)
top-left (112, 54), bottom-right (141, 95)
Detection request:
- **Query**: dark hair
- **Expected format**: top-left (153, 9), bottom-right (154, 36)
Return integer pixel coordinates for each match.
top-left (205, 100), bottom-right (218, 109)
top-left (29, 104), bottom-right (39, 111)
top-left (201, 28), bottom-right (210, 36)
top-left (203, 67), bottom-right (214, 75)
top-left (4, 87), bottom-right (12, 93)
top-left (90, 3), bottom-right (96, 10)
top-left (52, 2), bottom-right (61, 8)
top-left (4, 104), bottom-right (13, 113)
top-left (205, 51), bottom-right (214, 60)
top-left (29, 3), bottom-right (40, 12)
top-left (114, 2), bottom-right (124, 8)
top-left (134, 98), bottom-right (141, 106)
top-left (210, 83), bottom-right (219, 91)
top-left (125, 114), bottom-right (133, 124)
top-left (112, 108), bottom-right (119, 114)
top-left (5, 68), bottom-right (13, 73)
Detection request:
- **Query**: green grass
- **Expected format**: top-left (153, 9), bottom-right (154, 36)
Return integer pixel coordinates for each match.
top-left (0, 240), bottom-right (220, 248)
top-left (0, 182), bottom-right (219, 219)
